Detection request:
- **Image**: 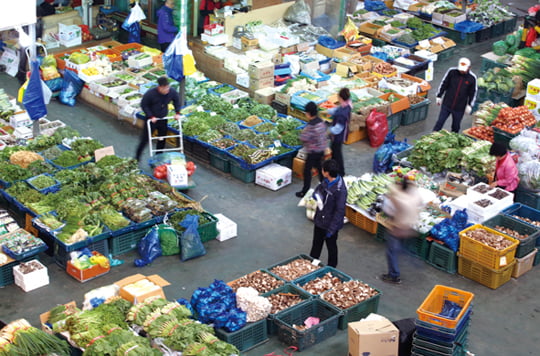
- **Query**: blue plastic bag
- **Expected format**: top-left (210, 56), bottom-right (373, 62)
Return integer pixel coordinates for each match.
top-left (44, 77), bottom-right (63, 92)
top-left (179, 214), bottom-right (206, 261)
top-left (163, 32), bottom-right (184, 82)
top-left (134, 225), bottom-right (163, 267)
top-left (128, 22), bottom-right (141, 43)
top-left (22, 60), bottom-right (47, 120)
top-left (365, 0), bottom-right (387, 11)
top-left (318, 35), bottom-right (346, 49)
top-left (59, 69), bottom-right (84, 107)
top-left (373, 133), bottom-right (411, 173)
top-left (148, 152), bottom-right (186, 169)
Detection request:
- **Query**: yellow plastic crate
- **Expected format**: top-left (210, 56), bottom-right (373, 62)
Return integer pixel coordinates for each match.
top-left (416, 285), bottom-right (474, 329)
top-left (458, 253), bottom-right (515, 290)
top-left (346, 206), bottom-right (378, 234)
top-left (459, 224), bottom-right (519, 270)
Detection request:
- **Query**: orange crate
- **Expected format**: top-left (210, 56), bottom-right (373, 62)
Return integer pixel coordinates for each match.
top-left (457, 253), bottom-right (515, 289)
top-left (459, 224), bottom-right (519, 270)
top-left (400, 73), bottom-right (431, 97)
top-left (97, 48), bottom-right (122, 62)
top-left (66, 252), bottom-right (110, 283)
top-left (417, 285), bottom-right (474, 328)
top-left (98, 40), bottom-right (123, 49)
top-left (344, 128), bottom-right (367, 144)
top-left (345, 206), bottom-right (377, 234)
top-left (112, 42), bottom-right (144, 55)
top-left (54, 50), bottom-right (76, 70)
top-left (379, 92), bottom-right (410, 114)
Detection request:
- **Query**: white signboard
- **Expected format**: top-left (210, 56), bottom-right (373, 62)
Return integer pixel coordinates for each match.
top-left (0, 0), bottom-right (37, 31)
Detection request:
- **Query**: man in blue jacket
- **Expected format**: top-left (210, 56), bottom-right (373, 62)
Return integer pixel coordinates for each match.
top-left (135, 77), bottom-right (181, 161)
top-left (309, 159), bottom-right (347, 268)
top-left (157, 0), bottom-right (178, 52)
top-left (433, 57), bottom-right (477, 133)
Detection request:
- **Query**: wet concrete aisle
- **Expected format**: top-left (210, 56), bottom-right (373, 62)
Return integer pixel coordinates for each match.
top-left (0, 22), bottom-right (539, 355)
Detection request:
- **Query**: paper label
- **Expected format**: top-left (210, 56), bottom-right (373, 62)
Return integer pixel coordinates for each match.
top-left (94, 146), bottom-right (115, 162)
top-left (425, 62), bottom-right (434, 82)
top-left (419, 39), bottom-right (431, 48)
top-left (311, 259), bottom-right (321, 266)
top-left (196, 105), bottom-right (204, 112)
top-left (233, 104), bottom-right (239, 109)
top-left (500, 256), bottom-right (507, 267)
top-left (432, 37), bottom-right (445, 44)
top-left (210, 112), bottom-right (217, 116)
top-left (273, 140), bottom-right (282, 147)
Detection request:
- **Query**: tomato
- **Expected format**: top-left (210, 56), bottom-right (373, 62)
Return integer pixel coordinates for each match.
top-left (153, 166), bottom-right (167, 179)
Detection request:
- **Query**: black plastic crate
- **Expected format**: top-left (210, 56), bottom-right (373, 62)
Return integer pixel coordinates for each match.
top-left (515, 185), bottom-right (540, 211)
top-left (475, 27), bottom-right (491, 42)
top-left (274, 299), bottom-right (341, 351)
top-left (271, 100), bottom-right (288, 115)
top-left (503, 16), bottom-right (517, 34)
top-left (189, 140), bottom-right (211, 163)
top-left (490, 21), bottom-right (505, 38)
top-left (483, 214), bottom-right (540, 258)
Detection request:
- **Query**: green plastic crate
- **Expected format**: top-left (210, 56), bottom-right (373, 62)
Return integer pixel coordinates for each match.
top-left (503, 16), bottom-right (517, 34)
top-left (215, 318), bottom-right (268, 352)
top-left (274, 299), bottom-right (341, 351)
top-left (534, 249), bottom-right (540, 266)
top-left (0, 255), bottom-right (38, 287)
top-left (263, 283), bottom-right (313, 336)
top-left (445, 28), bottom-right (475, 45)
top-left (230, 161), bottom-right (256, 183)
top-left (266, 254), bottom-right (324, 282)
top-left (322, 285), bottom-right (382, 330)
top-left (375, 223), bottom-right (387, 242)
top-left (198, 211), bottom-right (219, 243)
top-left (404, 235), bottom-right (431, 260)
top-left (209, 150), bottom-right (231, 173)
top-left (426, 242), bottom-right (457, 274)
top-left (293, 266), bottom-right (352, 297)
top-left (387, 112), bottom-right (402, 132)
top-left (480, 57), bottom-right (509, 75)
top-left (483, 214), bottom-right (540, 258)
top-left (109, 226), bottom-right (150, 256)
top-left (401, 100), bottom-right (430, 126)
top-left (436, 46), bottom-right (456, 62)
top-left (490, 21), bottom-right (505, 38)
top-left (515, 185), bottom-right (540, 211)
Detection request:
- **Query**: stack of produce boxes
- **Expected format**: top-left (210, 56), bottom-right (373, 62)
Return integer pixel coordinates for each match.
top-left (413, 285), bottom-right (474, 355)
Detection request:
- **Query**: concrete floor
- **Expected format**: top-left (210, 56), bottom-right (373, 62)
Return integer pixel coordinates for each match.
top-left (1, 7), bottom-right (539, 355)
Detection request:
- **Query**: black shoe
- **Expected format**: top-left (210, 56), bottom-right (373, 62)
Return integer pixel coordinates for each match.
top-left (295, 191), bottom-right (306, 198)
top-left (381, 274), bottom-right (402, 284)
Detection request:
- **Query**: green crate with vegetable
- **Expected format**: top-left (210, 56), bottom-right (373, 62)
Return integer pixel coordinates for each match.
top-left (26, 173), bottom-right (61, 195)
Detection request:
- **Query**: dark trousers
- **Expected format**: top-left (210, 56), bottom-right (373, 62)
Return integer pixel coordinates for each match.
top-left (433, 105), bottom-right (465, 133)
top-left (385, 232), bottom-right (402, 279)
top-left (160, 42), bottom-right (171, 52)
top-left (301, 151), bottom-right (324, 194)
top-left (310, 225), bottom-right (338, 267)
top-left (331, 140), bottom-right (344, 177)
top-left (135, 119), bottom-right (167, 161)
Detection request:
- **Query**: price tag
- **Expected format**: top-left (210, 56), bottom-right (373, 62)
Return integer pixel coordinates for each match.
top-left (500, 256), bottom-right (507, 267)
top-left (432, 37), bottom-right (445, 44)
top-left (419, 39), bottom-right (431, 48)
top-left (273, 140), bottom-right (282, 147)
top-left (425, 62), bottom-right (434, 82)
top-left (210, 112), bottom-right (217, 116)
top-left (94, 146), bottom-right (115, 162)
top-left (311, 259), bottom-right (321, 266)
top-left (196, 105), bottom-right (204, 112)
top-left (233, 104), bottom-right (239, 109)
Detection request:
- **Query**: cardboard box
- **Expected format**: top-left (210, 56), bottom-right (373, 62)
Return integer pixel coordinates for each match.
top-left (255, 163), bottom-right (292, 191)
top-left (336, 62), bottom-right (359, 77)
top-left (115, 274), bottom-right (170, 304)
top-left (280, 44), bottom-right (297, 54)
top-left (58, 23), bottom-right (82, 47)
top-left (333, 47), bottom-right (357, 61)
top-left (348, 316), bottom-right (399, 356)
top-left (214, 213), bottom-right (238, 241)
top-left (379, 92), bottom-right (410, 114)
top-left (167, 164), bottom-right (188, 187)
top-left (248, 61), bottom-right (275, 79)
top-left (315, 43), bottom-right (335, 58)
top-left (254, 87), bottom-right (276, 105)
top-left (201, 33), bottom-right (228, 46)
top-left (527, 78), bottom-right (540, 101)
top-left (249, 76), bottom-right (274, 91)
top-left (275, 91), bottom-right (291, 106)
top-left (66, 252), bottom-right (110, 283)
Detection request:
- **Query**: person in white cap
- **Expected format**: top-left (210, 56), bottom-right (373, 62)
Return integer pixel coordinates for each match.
top-left (433, 57), bottom-right (477, 133)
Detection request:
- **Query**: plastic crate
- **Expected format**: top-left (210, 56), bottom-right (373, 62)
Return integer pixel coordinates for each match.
top-left (266, 254), bottom-right (323, 282)
top-left (198, 212), bottom-right (219, 243)
top-left (387, 111), bottom-right (402, 132)
top-left (215, 318), bottom-right (268, 352)
top-left (2, 236), bottom-right (47, 261)
top-left (534, 248), bottom-right (540, 266)
top-left (480, 56), bottom-right (509, 74)
top-left (444, 28), bottom-right (475, 45)
top-left (436, 47), bottom-right (456, 62)
top-left (459, 224), bottom-right (519, 269)
top-left (401, 100), bottom-right (430, 126)
top-left (482, 215), bottom-right (540, 258)
top-left (293, 266), bottom-right (353, 297)
top-left (26, 173), bottom-right (61, 195)
top-left (512, 248), bottom-right (537, 278)
top-left (274, 151), bottom-right (295, 168)
top-left (502, 203), bottom-right (540, 229)
top-left (274, 299), bottom-right (341, 351)
top-left (230, 160), bottom-right (256, 183)
top-left (404, 234), bottom-right (431, 260)
top-left (209, 150), bottom-right (231, 173)
top-left (345, 206), bottom-right (378, 234)
top-left (417, 285), bottom-right (474, 329)
top-left (0, 255), bottom-right (37, 287)
top-left (414, 324), bottom-right (469, 352)
top-left (475, 27), bottom-right (491, 43)
top-left (457, 253), bottom-right (515, 289)
top-left (514, 185), bottom-right (540, 211)
top-left (503, 16), bottom-right (517, 34)
top-left (490, 21), bottom-right (505, 38)
top-left (426, 242), bottom-right (457, 274)
top-left (322, 284), bottom-right (382, 330)
top-left (208, 83), bottom-right (236, 97)
top-left (109, 225), bottom-right (150, 257)
top-left (375, 222), bottom-right (387, 242)
top-left (190, 140), bottom-right (211, 163)
top-left (263, 283), bottom-right (313, 335)
top-left (415, 315), bottom-right (471, 343)
top-left (53, 224), bottom-right (111, 253)
top-left (54, 236), bottom-right (110, 269)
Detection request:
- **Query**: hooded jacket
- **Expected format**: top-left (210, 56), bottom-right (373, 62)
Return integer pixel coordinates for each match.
top-left (330, 104), bottom-right (351, 144)
top-left (157, 5), bottom-right (178, 44)
top-left (436, 68), bottom-right (477, 112)
top-left (299, 116), bottom-right (327, 153)
top-left (313, 176), bottom-right (347, 236)
top-left (495, 153), bottom-right (519, 191)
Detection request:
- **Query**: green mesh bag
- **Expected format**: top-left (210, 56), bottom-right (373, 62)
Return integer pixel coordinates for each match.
top-left (505, 34), bottom-right (517, 47)
top-left (493, 41), bottom-right (508, 56)
top-left (158, 223), bottom-right (180, 256)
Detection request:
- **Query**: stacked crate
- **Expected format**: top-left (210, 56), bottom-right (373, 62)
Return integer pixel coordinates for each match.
top-left (413, 285), bottom-right (474, 356)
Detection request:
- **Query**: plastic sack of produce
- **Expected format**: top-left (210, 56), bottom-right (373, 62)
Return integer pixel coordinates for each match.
top-left (44, 77), bottom-right (63, 92)
top-left (179, 214), bottom-right (206, 261)
top-left (373, 133), bottom-right (411, 173)
top-left (158, 222), bottom-right (180, 256)
top-left (134, 225), bottom-right (163, 267)
top-left (284, 0), bottom-right (312, 25)
top-left (318, 35), bottom-right (346, 49)
top-left (365, 0), bottom-right (386, 11)
top-left (59, 69), bottom-right (84, 107)
top-left (518, 158), bottom-right (540, 191)
top-left (366, 109), bottom-right (388, 148)
top-left (148, 152), bottom-right (186, 168)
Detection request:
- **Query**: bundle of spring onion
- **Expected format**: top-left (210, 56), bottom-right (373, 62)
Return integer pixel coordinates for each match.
top-left (508, 51), bottom-right (540, 85)
top-left (0, 319), bottom-right (70, 356)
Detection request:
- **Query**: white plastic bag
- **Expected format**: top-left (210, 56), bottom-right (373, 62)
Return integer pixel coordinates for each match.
top-left (127, 3), bottom-right (146, 26)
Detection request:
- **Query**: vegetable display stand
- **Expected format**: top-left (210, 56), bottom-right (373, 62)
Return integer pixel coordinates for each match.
top-left (54, 237), bottom-right (110, 269)
top-left (401, 99), bottom-right (430, 126)
top-left (230, 160), bottom-right (256, 183)
top-left (0, 255), bottom-right (37, 287)
top-left (322, 286), bottom-right (381, 330)
top-left (514, 185), bottom-right (540, 211)
top-left (109, 225), bottom-right (149, 257)
top-left (457, 253), bottom-right (515, 289)
top-left (511, 248), bottom-right (537, 278)
top-left (293, 266), bottom-right (353, 298)
top-left (345, 205), bottom-right (378, 234)
top-left (482, 214), bottom-right (540, 258)
top-left (426, 241), bottom-right (457, 274)
top-left (209, 150), bottom-right (231, 173)
top-left (274, 299), bottom-right (341, 351)
top-left (417, 285), bottom-right (474, 329)
top-left (387, 111), bottom-right (402, 132)
top-left (404, 234), bottom-right (431, 260)
top-left (215, 319), bottom-right (268, 352)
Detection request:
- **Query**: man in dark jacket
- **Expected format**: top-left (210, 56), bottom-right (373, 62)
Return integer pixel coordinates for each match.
top-left (157, 0), bottom-right (178, 52)
top-left (328, 87), bottom-right (351, 177)
top-left (433, 57), bottom-right (477, 133)
top-left (309, 159), bottom-right (347, 268)
top-left (135, 77), bottom-right (181, 161)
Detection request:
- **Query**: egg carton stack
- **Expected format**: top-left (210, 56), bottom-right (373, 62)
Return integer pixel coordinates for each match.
top-left (412, 285), bottom-right (474, 356)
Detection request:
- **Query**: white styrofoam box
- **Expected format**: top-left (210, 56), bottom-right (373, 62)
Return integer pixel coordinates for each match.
top-left (127, 54), bottom-right (154, 69)
top-left (77, 71), bottom-right (105, 83)
top-left (468, 195), bottom-right (500, 217)
top-left (414, 49), bottom-right (438, 62)
top-left (441, 194), bottom-right (471, 216)
top-left (466, 182), bottom-right (493, 201)
top-left (201, 33), bottom-right (228, 46)
top-left (167, 164), bottom-right (188, 187)
top-left (204, 23), bottom-right (224, 36)
top-left (214, 213), bottom-right (237, 242)
top-left (10, 111), bottom-right (31, 128)
top-left (13, 126), bottom-right (33, 139)
top-left (351, 87), bottom-right (384, 100)
top-left (13, 260), bottom-right (49, 292)
top-left (236, 72), bottom-right (249, 88)
top-left (296, 147), bottom-right (308, 160)
top-left (59, 23), bottom-right (82, 47)
top-left (255, 163), bottom-right (292, 191)
top-left (65, 59), bottom-right (92, 74)
top-left (466, 208), bottom-right (498, 225)
top-left (526, 78), bottom-right (540, 101)
top-left (221, 89), bottom-right (249, 104)
top-left (485, 188), bottom-right (514, 210)
top-left (524, 97), bottom-right (540, 118)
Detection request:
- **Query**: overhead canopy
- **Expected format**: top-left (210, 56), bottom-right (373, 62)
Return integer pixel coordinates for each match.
top-left (0, 0), bottom-right (36, 31)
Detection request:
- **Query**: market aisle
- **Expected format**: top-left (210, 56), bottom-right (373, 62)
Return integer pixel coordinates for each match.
top-left (1, 34), bottom-right (539, 355)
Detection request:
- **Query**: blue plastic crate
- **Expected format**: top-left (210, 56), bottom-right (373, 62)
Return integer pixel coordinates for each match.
top-left (290, 90), bottom-right (326, 110)
top-left (26, 173), bottom-right (61, 195)
top-left (53, 225), bottom-right (112, 253)
top-left (48, 157), bottom-right (93, 171)
top-left (2, 233), bottom-right (48, 260)
top-left (454, 20), bottom-right (483, 33)
top-left (415, 310), bottom-right (472, 343)
top-left (502, 203), bottom-right (540, 230)
top-left (392, 39), bottom-right (418, 48)
top-left (208, 83), bottom-right (236, 97)
top-left (300, 70), bottom-right (331, 83)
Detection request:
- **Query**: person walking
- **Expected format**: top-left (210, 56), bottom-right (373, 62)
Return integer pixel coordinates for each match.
top-left (381, 177), bottom-right (424, 284)
top-left (157, 0), bottom-right (178, 52)
top-left (135, 77), bottom-right (181, 161)
top-left (433, 57), bottom-right (477, 133)
top-left (296, 101), bottom-right (327, 198)
top-left (328, 87), bottom-right (351, 177)
top-left (489, 142), bottom-right (519, 193)
top-left (309, 159), bottom-right (347, 268)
